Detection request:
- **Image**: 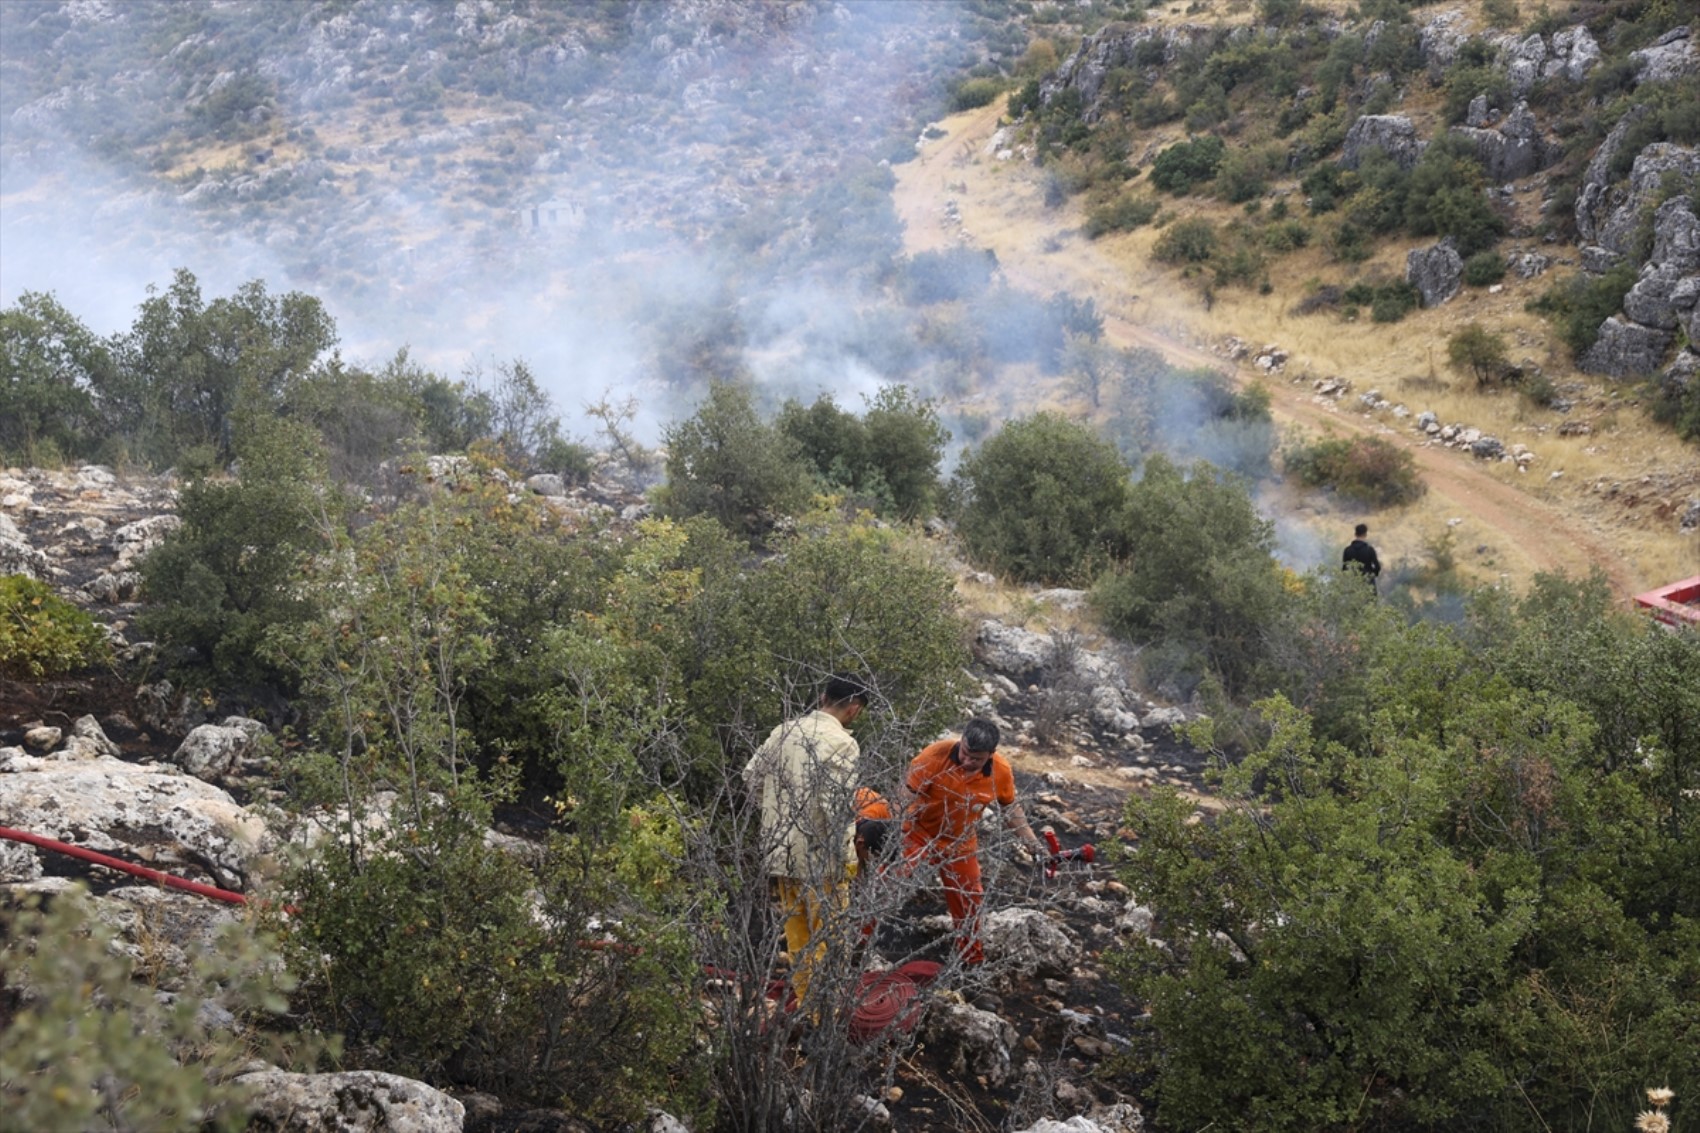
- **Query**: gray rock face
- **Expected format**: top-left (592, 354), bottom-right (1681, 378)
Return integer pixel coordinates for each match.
top-left (1575, 106), bottom-right (1653, 248)
top-left (1500, 33), bottom-right (1547, 96)
top-left (172, 718), bottom-right (270, 784)
top-left (1451, 101), bottom-right (1553, 182)
top-left (1511, 251), bottom-right (1551, 279)
top-left (1580, 316), bottom-right (1675, 378)
top-left (525, 473), bottom-right (566, 497)
top-left (1631, 25), bottom-right (1696, 85)
top-left (1544, 25), bottom-right (1601, 83)
top-left (1421, 10), bottom-right (1472, 82)
top-left (1577, 126), bottom-right (1700, 258)
top-left (0, 512), bottom-right (50, 579)
top-left (1407, 237), bottom-right (1465, 306)
top-left (984, 907), bottom-right (1082, 979)
top-left (1040, 24), bottom-right (1213, 123)
top-left (0, 747), bottom-right (268, 890)
top-left (235, 1070), bottom-right (466, 1133)
top-left (1622, 198), bottom-right (1700, 330)
top-left (920, 1002), bottom-right (1018, 1087)
top-left (1341, 114), bottom-right (1425, 171)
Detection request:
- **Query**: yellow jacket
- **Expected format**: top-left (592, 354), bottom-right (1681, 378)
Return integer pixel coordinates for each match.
top-left (742, 709), bottom-right (860, 883)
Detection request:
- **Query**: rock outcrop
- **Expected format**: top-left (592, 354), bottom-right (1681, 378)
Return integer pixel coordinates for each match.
top-left (1576, 123), bottom-right (1700, 261)
top-left (1543, 25), bottom-right (1602, 83)
top-left (1580, 316), bottom-right (1675, 379)
top-left (1040, 23), bottom-right (1215, 123)
top-left (235, 1069), bottom-right (466, 1133)
top-left (1631, 25), bottom-right (1696, 85)
top-left (1341, 114), bottom-right (1425, 171)
top-left (1451, 100), bottom-right (1555, 183)
top-left (0, 726), bottom-right (269, 891)
top-left (1407, 237), bottom-right (1465, 306)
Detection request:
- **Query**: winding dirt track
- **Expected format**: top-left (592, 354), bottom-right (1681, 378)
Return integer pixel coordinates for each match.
top-left (892, 102), bottom-right (1640, 595)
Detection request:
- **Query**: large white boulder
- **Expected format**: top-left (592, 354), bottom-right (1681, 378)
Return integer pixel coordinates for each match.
top-left (235, 1070), bottom-right (466, 1132)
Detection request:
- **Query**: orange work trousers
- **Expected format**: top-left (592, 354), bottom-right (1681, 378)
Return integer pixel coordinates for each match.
top-left (904, 836), bottom-right (986, 965)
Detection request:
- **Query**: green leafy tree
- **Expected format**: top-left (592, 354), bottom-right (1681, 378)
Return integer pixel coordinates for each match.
top-left (0, 292), bottom-right (115, 465)
top-left (1091, 455), bottom-right (1285, 696)
top-left (1447, 322), bottom-right (1512, 386)
top-left (954, 413), bottom-right (1132, 584)
top-left (138, 412), bottom-right (335, 684)
top-left (659, 381), bottom-right (813, 542)
top-left (859, 385), bottom-right (949, 520)
top-left (109, 269), bottom-right (336, 468)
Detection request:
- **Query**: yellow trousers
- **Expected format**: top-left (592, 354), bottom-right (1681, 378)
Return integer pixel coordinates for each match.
top-left (776, 872), bottom-right (851, 1005)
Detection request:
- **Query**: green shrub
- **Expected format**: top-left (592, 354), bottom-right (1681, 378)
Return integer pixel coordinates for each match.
top-left (0, 575), bottom-right (109, 679)
top-left (1282, 434), bottom-right (1426, 506)
top-left (950, 76), bottom-right (1005, 113)
top-left (1150, 135), bottom-right (1226, 194)
top-left (1091, 455), bottom-right (1285, 697)
top-left (1528, 262), bottom-right (1638, 358)
top-left (138, 415), bottom-right (332, 685)
top-left (1447, 322), bottom-right (1513, 386)
top-left (659, 381), bottom-right (813, 542)
top-left (900, 246), bottom-right (999, 304)
top-left (1154, 219), bottom-right (1219, 264)
top-left (1649, 370), bottom-right (1700, 442)
top-left (954, 413), bottom-right (1132, 584)
top-left (1341, 280), bottom-right (1420, 322)
top-left (2, 887), bottom-right (312, 1132)
top-left (1119, 579), bottom-right (1700, 1128)
top-left (1326, 220), bottom-right (1373, 263)
top-left (1261, 219), bottom-right (1310, 252)
top-left (1083, 193), bottom-right (1161, 238)
top-left (1463, 250), bottom-right (1507, 286)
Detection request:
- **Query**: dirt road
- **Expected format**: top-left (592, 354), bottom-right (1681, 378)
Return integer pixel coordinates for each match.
top-left (892, 102), bottom-right (1641, 595)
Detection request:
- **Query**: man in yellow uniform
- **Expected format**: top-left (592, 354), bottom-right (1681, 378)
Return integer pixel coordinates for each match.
top-left (742, 675), bottom-right (869, 1003)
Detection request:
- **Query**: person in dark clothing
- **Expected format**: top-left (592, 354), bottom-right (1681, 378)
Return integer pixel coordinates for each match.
top-left (1342, 523), bottom-right (1381, 590)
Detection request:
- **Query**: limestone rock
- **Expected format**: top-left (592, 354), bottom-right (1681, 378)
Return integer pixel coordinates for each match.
top-left (1620, 196), bottom-right (1700, 330)
top-left (1341, 115), bottom-right (1425, 171)
top-left (1580, 316), bottom-right (1675, 379)
top-left (1499, 33), bottom-right (1547, 96)
top-left (1578, 131), bottom-right (1700, 258)
top-left (525, 473), bottom-right (566, 497)
top-left (1407, 238), bottom-right (1465, 306)
top-left (112, 514), bottom-right (181, 569)
top-left (1420, 11), bottom-right (1472, 82)
top-left (1451, 101), bottom-right (1553, 183)
top-left (1631, 25), bottom-right (1696, 85)
top-left (984, 907), bottom-right (1081, 979)
top-left (172, 718), bottom-right (270, 784)
top-left (0, 512), bottom-right (50, 579)
top-left (920, 1002), bottom-right (1017, 1087)
top-left (1543, 25), bottom-right (1601, 83)
top-left (235, 1069), bottom-right (466, 1133)
top-left (0, 750), bottom-right (268, 889)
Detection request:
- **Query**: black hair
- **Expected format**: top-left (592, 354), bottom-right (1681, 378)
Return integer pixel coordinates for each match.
top-left (1354, 523), bottom-right (1369, 538)
top-left (822, 674), bottom-right (870, 708)
top-left (961, 718), bottom-right (1000, 753)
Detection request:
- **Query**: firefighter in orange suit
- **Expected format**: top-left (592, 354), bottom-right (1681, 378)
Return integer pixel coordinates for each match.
top-left (899, 718), bottom-right (1044, 965)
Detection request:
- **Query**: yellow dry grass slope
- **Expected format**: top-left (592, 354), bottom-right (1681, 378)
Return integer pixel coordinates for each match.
top-left (893, 97), bottom-right (1700, 597)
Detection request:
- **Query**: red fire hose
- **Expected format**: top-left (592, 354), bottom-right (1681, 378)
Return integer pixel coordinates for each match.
top-left (1041, 827), bottom-right (1096, 879)
top-left (0, 825), bottom-right (251, 906)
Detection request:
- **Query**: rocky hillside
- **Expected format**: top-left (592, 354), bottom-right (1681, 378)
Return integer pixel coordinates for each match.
top-left (2, 460), bottom-right (1197, 1133)
top-left (1027, 4), bottom-right (1696, 407)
